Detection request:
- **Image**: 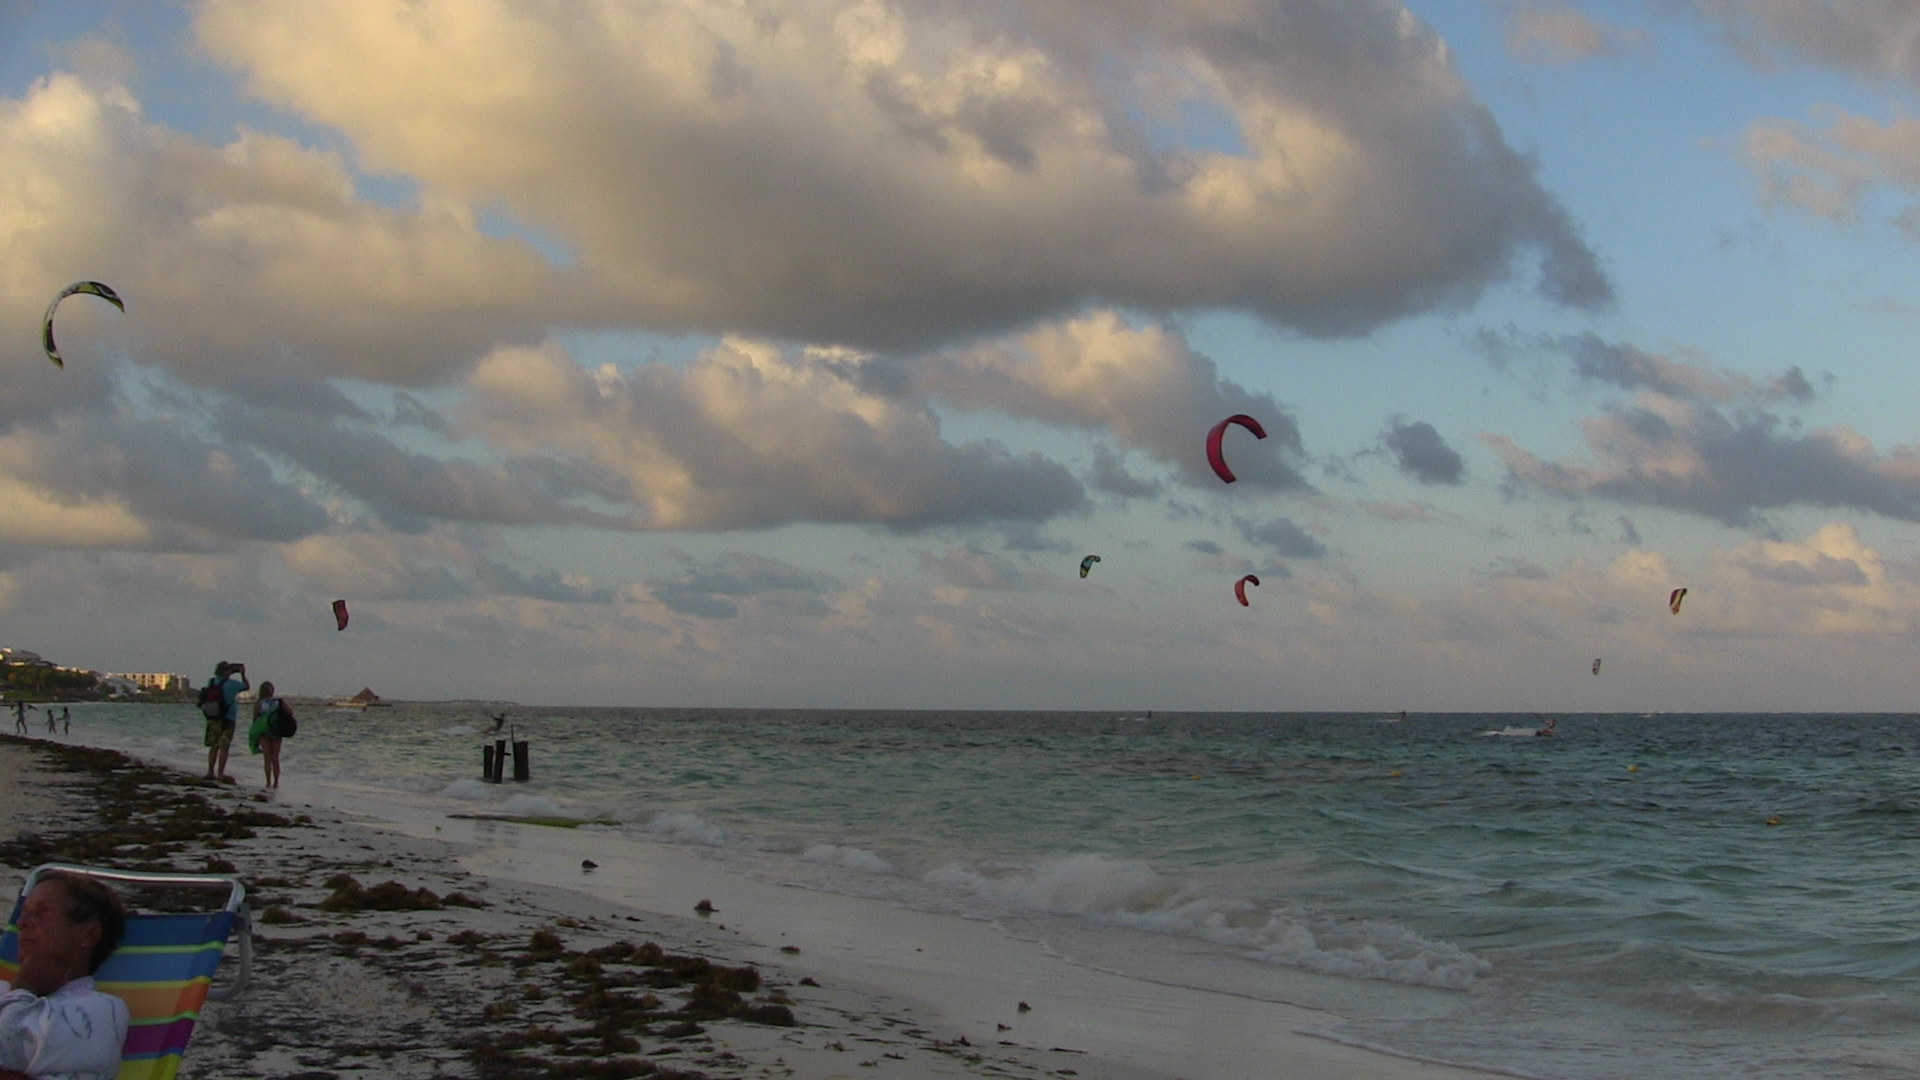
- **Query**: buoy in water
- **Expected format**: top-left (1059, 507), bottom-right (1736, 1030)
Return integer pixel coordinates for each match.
top-left (1627, 764), bottom-right (1638, 773)
top-left (1389, 770), bottom-right (1402, 778)
top-left (1765, 816), bottom-right (1782, 826)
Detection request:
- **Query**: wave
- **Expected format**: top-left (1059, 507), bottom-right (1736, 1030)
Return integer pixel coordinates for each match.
top-left (925, 853), bottom-right (1489, 990)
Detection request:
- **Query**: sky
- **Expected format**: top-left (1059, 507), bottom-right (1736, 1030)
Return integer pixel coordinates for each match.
top-left (5, 0), bottom-right (1920, 711)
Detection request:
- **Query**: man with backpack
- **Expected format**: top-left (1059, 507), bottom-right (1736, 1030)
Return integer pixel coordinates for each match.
top-left (200, 661), bottom-right (247, 782)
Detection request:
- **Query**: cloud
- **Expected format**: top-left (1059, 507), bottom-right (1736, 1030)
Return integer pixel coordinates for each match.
top-left (187, 0), bottom-right (1608, 354)
top-left (1090, 446), bottom-right (1162, 498)
top-left (219, 405), bottom-right (636, 533)
top-left (279, 531), bottom-right (473, 601)
top-left (0, 72), bottom-right (558, 384)
top-left (914, 311), bottom-right (1310, 490)
top-left (461, 339), bottom-right (1084, 531)
top-left (1481, 393), bottom-right (1920, 527)
top-left (1744, 108), bottom-right (1920, 233)
top-left (1234, 515), bottom-right (1328, 558)
top-left (1617, 514), bottom-right (1643, 544)
top-left (919, 547), bottom-right (1025, 591)
top-left (1473, 328), bottom-right (1820, 404)
top-left (477, 563), bottom-right (616, 604)
top-left (0, 415), bottom-right (334, 549)
top-left (646, 553), bottom-right (838, 620)
top-left (1381, 417), bottom-right (1465, 485)
top-left (1688, 1), bottom-right (1920, 87)
top-left (1704, 523), bottom-right (1920, 635)
top-left (1504, 3), bottom-right (1648, 65)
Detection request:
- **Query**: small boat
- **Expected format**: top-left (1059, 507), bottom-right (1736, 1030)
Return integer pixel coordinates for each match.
top-left (329, 687), bottom-right (391, 709)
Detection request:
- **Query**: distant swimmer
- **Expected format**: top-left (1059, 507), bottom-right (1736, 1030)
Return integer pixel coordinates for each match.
top-left (1535, 717), bottom-right (1557, 738)
top-left (490, 712), bottom-right (508, 733)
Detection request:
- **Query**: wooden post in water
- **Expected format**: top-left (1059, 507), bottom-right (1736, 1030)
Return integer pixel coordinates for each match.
top-left (512, 739), bottom-right (530, 782)
top-left (482, 743), bottom-right (498, 782)
top-left (492, 739), bottom-right (508, 782)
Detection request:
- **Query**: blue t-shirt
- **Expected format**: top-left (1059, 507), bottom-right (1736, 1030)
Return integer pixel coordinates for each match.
top-left (219, 676), bottom-right (247, 725)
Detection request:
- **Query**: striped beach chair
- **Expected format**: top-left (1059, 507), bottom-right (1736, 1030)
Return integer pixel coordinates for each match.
top-left (1, 863), bottom-right (252, 1080)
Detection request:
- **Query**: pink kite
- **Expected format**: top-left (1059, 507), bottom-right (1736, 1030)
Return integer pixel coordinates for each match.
top-left (1234, 575), bottom-right (1260, 607)
top-left (332, 599), bottom-right (349, 631)
top-left (1206, 415), bottom-right (1268, 484)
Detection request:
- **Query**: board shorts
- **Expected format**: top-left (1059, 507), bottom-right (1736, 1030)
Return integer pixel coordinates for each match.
top-left (204, 718), bottom-right (235, 750)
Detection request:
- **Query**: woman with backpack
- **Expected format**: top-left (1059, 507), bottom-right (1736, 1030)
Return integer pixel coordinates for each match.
top-left (248, 680), bottom-right (293, 789)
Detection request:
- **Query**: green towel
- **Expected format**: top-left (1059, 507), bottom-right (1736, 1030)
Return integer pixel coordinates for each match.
top-left (247, 704), bottom-right (275, 754)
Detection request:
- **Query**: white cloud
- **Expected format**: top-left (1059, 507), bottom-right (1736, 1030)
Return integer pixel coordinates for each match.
top-left (188, 0), bottom-right (1607, 353)
top-left (915, 311), bottom-right (1310, 490)
top-left (461, 339), bottom-right (1084, 530)
top-left (0, 72), bottom-right (558, 384)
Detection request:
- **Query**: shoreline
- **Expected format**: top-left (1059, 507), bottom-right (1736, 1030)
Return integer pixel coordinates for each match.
top-left (1, 734), bottom-right (1505, 1079)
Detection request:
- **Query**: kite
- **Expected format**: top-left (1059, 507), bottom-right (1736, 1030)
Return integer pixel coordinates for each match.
top-left (1592, 658), bottom-right (1602, 675)
top-left (332, 599), bottom-right (350, 631)
top-left (1668, 588), bottom-right (1687, 615)
top-left (1205, 414), bottom-right (1268, 484)
top-left (1080, 555), bottom-right (1101, 579)
top-left (1234, 574), bottom-right (1260, 607)
top-left (42, 281), bottom-right (125, 368)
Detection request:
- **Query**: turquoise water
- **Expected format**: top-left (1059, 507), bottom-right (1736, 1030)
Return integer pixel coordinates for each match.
top-left (58, 705), bottom-right (1920, 1079)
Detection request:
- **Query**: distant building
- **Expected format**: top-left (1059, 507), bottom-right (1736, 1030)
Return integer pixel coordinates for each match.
top-left (105, 672), bottom-right (188, 692)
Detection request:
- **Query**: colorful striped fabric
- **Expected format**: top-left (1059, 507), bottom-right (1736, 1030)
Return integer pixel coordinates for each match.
top-left (1, 906), bottom-right (237, 1080)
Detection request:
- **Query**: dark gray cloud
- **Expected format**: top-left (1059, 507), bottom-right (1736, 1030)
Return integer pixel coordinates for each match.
top-left (1090, 447), bottom-right (1162, 498)
top-left (1382, 418), bottom-right (1465, 485)
top-left (1472, 328), bottom-right (1823, 404)
top-left (1234, 516), bottom-right (1329, 558)
top-left (1477, 555), bottom-right (1550, 580)
top-left (1186, 539), bottom-right (1225, 556)
top-left (1618, 515), bottom-right (1643, 545)
top-left (476, 563), bottom-right (616, 604)
top-left (920, 547), bottom-right (1025, 591)
top-left (219, 407), bottom-right (636, 533)
top-left (19, 415), bottom-right (335, 547)
top-left (999, 522), bottom-right (1074, 554)
top-left (1689, 1), bottom-right (1920, 87)
top-left (648, 554), bottom-right (838, 620)
top-left (1483, 398), bottom-right (1920, 527)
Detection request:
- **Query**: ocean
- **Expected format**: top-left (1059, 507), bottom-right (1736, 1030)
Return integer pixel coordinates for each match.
top-left (52, 704), bottom-right (1920, 1080)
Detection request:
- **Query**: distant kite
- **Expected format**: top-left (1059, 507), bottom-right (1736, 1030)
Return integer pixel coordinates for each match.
top-left (42, 281), bottom-right (124, 368)
top-left (1079, 555), bottom-right (1101, 579)
top-left (1234, 574), bottom-right (1260, 607)
top-left (1669, 588), bottom-right (1687, 615)
top-left (1206, 414), bottom-right (1268, 484)
top-left (332, 599), bottom-right (350, 631)
top-left (1592, 658), bottom-right (1602, 675)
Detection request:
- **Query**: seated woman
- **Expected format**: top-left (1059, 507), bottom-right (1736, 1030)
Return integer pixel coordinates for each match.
top-left (0, 873), bottom-right (128, 1080)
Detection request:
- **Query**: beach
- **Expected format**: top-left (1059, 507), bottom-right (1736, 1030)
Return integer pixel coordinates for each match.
top-left (0, 733), bottom-right (1500, 1080)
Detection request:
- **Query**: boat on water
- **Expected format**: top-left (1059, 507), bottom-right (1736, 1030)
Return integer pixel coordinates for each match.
top-left (328, 687), bottom-right (391, 709)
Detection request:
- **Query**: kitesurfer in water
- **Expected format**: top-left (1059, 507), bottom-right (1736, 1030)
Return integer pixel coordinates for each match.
top-left (1535, 717), bottom-right (1557, 738)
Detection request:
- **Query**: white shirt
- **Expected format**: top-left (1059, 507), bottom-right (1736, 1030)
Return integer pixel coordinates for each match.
top-left (0, 976), bottom-right (128, 1080)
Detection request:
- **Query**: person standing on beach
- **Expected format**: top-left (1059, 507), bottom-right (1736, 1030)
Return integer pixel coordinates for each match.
top-left (204, 661), bottom-right (247, 782)
top-left (9, 701), bottom-right (33, 735)
top-left (249, 681), bottom-right (287, 789)
top-left (0, 871), bottom-right (130, 1080)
